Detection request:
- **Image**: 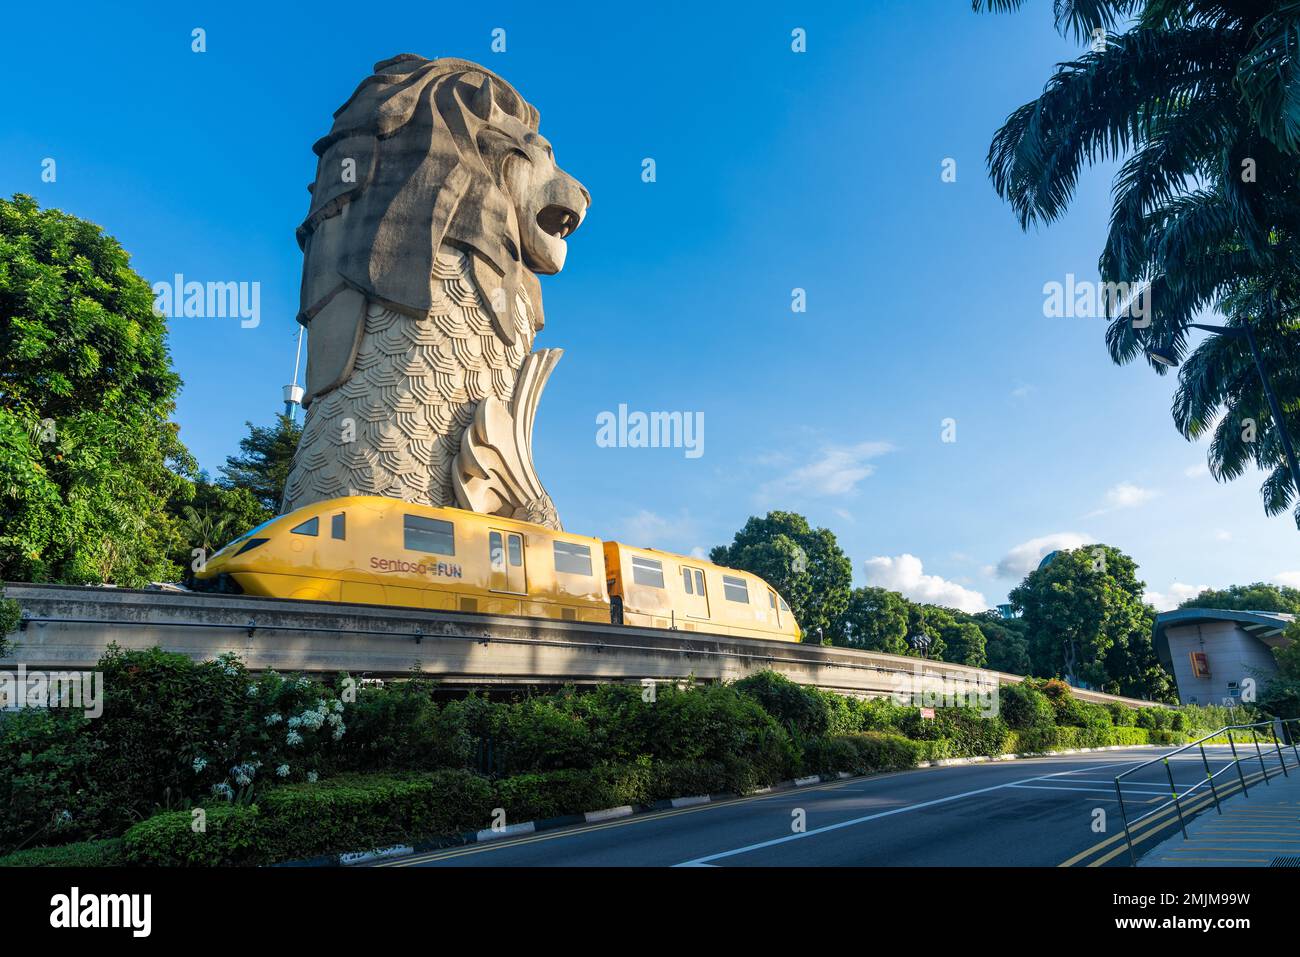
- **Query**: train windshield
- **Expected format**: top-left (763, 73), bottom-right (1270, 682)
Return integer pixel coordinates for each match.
top-left (217, 517), bottom-right (278, 553)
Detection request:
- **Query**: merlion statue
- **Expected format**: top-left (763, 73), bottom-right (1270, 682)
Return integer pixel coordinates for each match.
top-left (280, 54), bottom-right (589, 530)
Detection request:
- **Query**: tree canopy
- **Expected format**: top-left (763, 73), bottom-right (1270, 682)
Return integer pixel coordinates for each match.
top-left (219, 413), bottom-right (302, 514)
top-left (1178, 581), bottom-right (1300, 615)
top-left (0, 194), bottom-right (191, 585)
top-left (710, 511), bottom-right (852, 643)
top-left (976, 0), bottom-right (1300, 526)
top-left (1009, 544), bottom-right (1171, 699)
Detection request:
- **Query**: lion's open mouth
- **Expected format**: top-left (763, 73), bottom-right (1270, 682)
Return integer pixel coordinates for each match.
top-left (536, 204), bottom-right (580, 239)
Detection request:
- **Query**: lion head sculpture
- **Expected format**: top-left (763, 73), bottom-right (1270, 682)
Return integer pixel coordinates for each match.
top-left (296, 54), bottom-right (590, 407)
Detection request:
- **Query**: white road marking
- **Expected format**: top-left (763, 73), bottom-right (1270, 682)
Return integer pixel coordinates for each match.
top-left (673, 757), bottom-right (1147, 866)
top-left (1007, 783), bottom-right (1164, 795)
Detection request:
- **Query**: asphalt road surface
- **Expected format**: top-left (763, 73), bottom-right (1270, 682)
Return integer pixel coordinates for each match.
top-left (375, 745), bottom-right (1285, 867)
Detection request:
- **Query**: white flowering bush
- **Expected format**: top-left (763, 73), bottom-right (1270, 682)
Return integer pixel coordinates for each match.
top-left (179, 656), bottom-right (351, 804)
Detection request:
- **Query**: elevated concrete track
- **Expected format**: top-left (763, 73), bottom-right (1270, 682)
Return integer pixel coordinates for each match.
top-left (2, 583), bottom-right (1157, 707)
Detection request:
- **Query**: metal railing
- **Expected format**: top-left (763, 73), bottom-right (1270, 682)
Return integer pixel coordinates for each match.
top-left (1114, 718), bottom-right (1300, 866)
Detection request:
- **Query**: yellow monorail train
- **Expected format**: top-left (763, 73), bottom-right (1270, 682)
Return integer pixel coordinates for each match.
top-left (195, 496), bottom-right (801, 642)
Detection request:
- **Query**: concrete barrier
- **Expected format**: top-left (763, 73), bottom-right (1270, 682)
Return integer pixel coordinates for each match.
top-left (1, 582), bottom-right (1160, 707)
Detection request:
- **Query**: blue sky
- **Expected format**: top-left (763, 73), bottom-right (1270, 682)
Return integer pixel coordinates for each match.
top-left (3, 0), bottom-right (1296, 610)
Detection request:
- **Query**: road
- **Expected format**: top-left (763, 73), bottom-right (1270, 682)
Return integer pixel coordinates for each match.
top-left (375, 745), bottom-right (1287, 867)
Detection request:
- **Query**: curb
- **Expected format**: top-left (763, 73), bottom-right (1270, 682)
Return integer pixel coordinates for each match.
top-left (476, 821), bottom-right (536, 842)
top-left (304, 744), bottom-right (1167, 866)
top-left (584, 805), bottom-right (635, 823)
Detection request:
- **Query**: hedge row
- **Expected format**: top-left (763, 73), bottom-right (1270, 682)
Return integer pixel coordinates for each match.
top-left (122, 741), bottom-right (940, 867)
top-left (0, 837), bottom-right (125, 867)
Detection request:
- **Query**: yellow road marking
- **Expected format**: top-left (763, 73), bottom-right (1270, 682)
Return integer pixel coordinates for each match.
top-left (1059, 769), bottom-right (1270, 867)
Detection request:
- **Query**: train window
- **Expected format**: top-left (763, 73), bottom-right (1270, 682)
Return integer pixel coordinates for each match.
top-left (632, 555), bottom-right (665, 588)
top-left (508, 535), bottom-right (523, 567)
top-left (682, 568), bottom-right (693, 594)
top-left (553, 541), bottom-right (592, 576)
top-left (291, 517), bottom-right (319, 536)
top-left (331, 513), bottom-right (346, 540)
top-left (769, 591), bottom-right (777, 609)
top-left (403, 514), bottom-right (455, 555)
top-left (489, 531), bottom-right (506, 570)
top-left (723, 575), bottom-right (749, 603)
top-left (694, 569), bottom-right (704, 594)
top-left (779, 596), bottom-right (791, 613)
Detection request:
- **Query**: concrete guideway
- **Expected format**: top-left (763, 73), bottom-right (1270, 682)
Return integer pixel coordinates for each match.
top-left (370, 747), bottom-right (1239, 867)
top-left (3, 582), bottom-right (1157, 706)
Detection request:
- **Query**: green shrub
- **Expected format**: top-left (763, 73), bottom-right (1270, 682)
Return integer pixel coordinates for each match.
top-left (1011, 725), bottom-right (1059, 753)
top-left (917, 737), bottom-right (954, 761)
top-left (801, 736), bottom-right (862, 776)
top-left (732, 671), bottom-right (831, 739)
top-left (998, 683), bottom-right (1055, 731)
top-left (646, 759), bottom-right (730, 799)
top-left (1107, 727), bottom-right (1149, 746)
top-left (124, 805), bottom-right (263, 867)
top-left (493, 695), bottom-right (598, 774)
top-left (851, 696), bottom-right (915, 734)
top-left (257, 771), bottom-right (495, 862)
top-left (494, 761), bottom-right (651, 821)
top-left (1108, 703), bottom-right (1138, 727)
top-left (840, 732), bottom-right (924, 771)
top-left (0, 837), bottom-right (125, 867)
top-left (902, 707), bottom-right (1010, 757)
top-left (0, 707), bottom-right (99, 853)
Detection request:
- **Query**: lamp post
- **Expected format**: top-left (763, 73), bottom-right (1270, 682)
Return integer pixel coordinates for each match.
top-left (1147, 321), bottom-right (1299, 514)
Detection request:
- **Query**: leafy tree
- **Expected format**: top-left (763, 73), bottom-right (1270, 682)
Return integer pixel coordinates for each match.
top-left (939, 617), bottom-right (989, 669)
top-left (1009, 544), bottom-right (1171, 699)
top-left (0, 194), bottom-right (190, 585)
top-left (165, 474), bottom-right (270, 583)
top-left (906, 603), bottom-right (947, 661)
top-left (711, 512), bottom-right (851, 643)
top-left (971, 612), bottom-right (1033, 675)
top-left (1178, 582), bottom-right (1300, 615)
top-left (1259, 620), bottom-right (1300, 721)
top-left (219, 414), bottom-right (302, 514)
top-left (831, 586), bottom-right (910, 653)
top-left (976, 0), bottom-right (1300, 525)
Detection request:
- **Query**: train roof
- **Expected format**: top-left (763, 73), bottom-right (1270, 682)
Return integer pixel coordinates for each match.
top-left (288, 495), bottom-right (605, 544)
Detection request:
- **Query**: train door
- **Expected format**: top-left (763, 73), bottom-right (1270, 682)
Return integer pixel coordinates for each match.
top-left (681, 565), bottom-right (710, 619)
top-left (488, 528), bottom-right (526, 594)
top-left (768, 588), bottom-right (781, 627)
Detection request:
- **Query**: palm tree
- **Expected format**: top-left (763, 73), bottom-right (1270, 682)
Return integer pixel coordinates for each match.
top-left (974, 0), bottom-right (1300, 525)
top-left (178, 505), bottom-right (236, 557)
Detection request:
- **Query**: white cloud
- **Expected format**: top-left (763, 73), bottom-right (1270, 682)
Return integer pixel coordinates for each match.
top-left (862, 554), bottom-right (989, 613)
top-left (1275, 571), bottom-right (1300, 589)
top-left (996, 532), bottom-right (1093, 579)
top-left (1087, 481), bottom-right (1157, 516)
top-left (757, 441), bottom-right (894, 500)
top-left (1184, 463), bottom-right (1210, 478)
top-left (1214, 529), bottom-right (1232, 542)
top-left (1010, 383), bottom-right (1035, 400)
top-left (1145, 583), bottom-right (1212, 612)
